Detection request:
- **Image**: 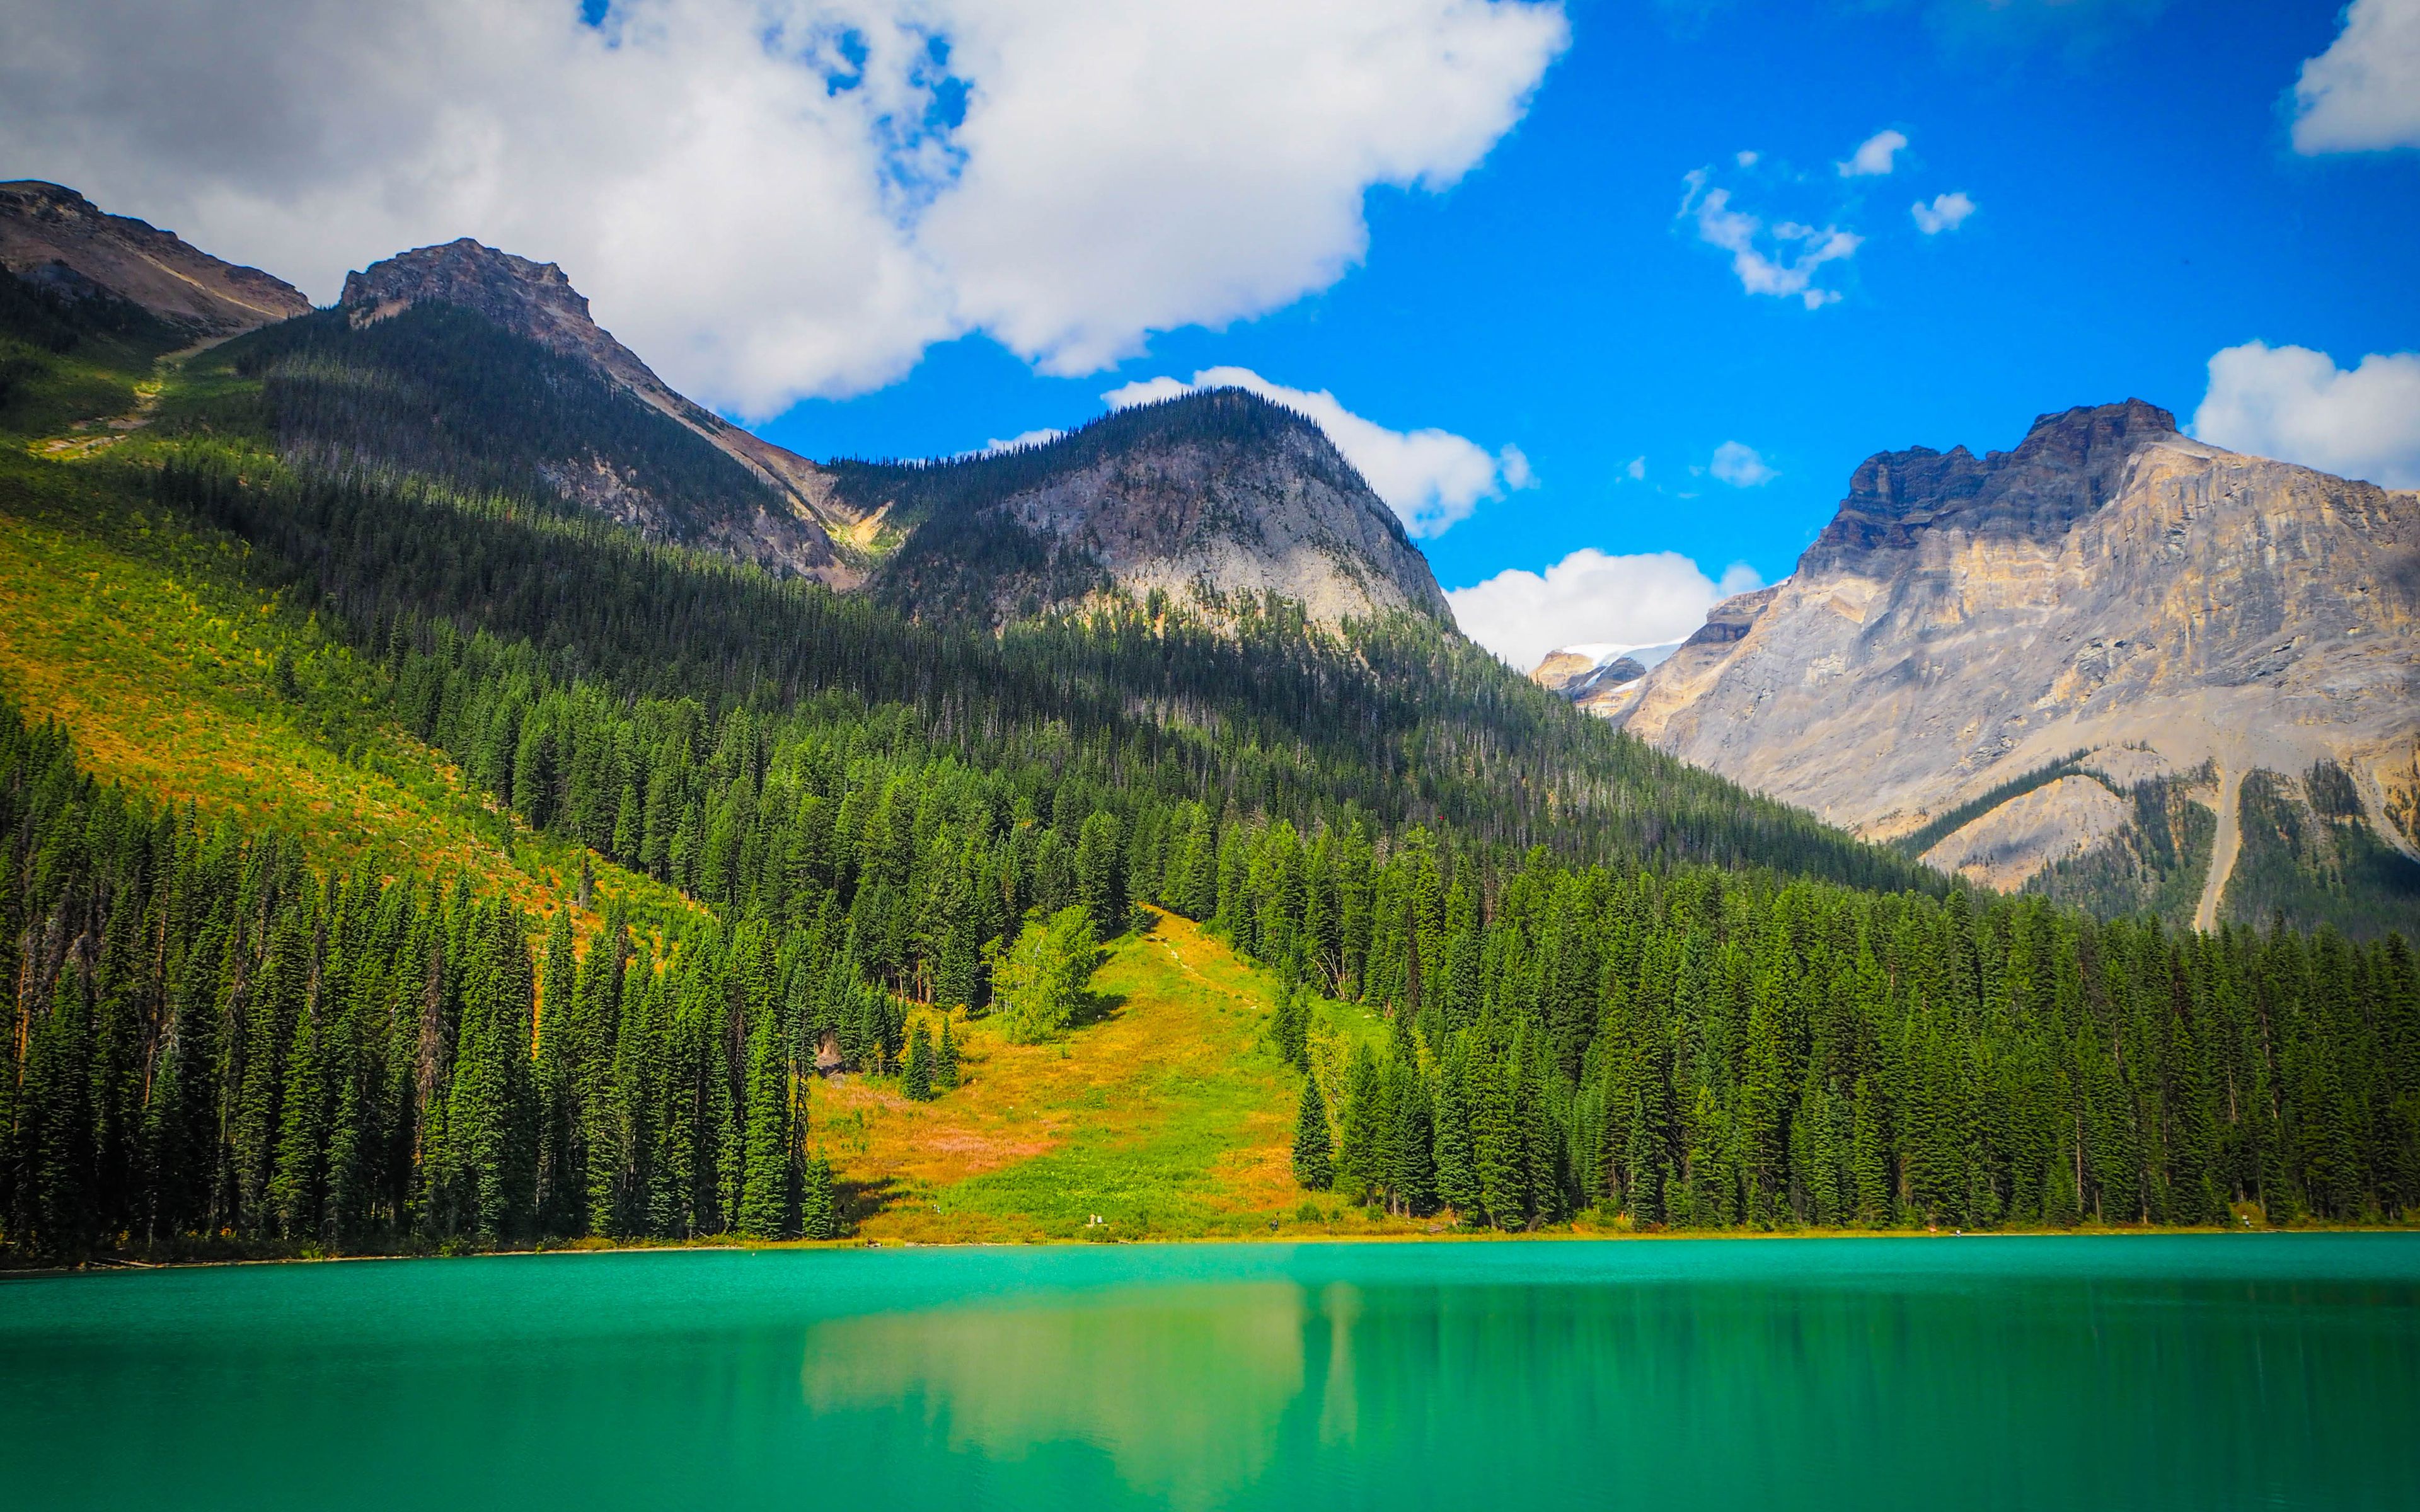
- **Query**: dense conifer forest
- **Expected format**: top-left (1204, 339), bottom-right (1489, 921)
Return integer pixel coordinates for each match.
top-left (3, 279), bottom-right (2414, 1258)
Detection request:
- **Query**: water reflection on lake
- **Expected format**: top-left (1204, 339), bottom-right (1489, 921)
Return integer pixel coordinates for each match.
top-left (3, 1236), bottom-right (2416, 1511)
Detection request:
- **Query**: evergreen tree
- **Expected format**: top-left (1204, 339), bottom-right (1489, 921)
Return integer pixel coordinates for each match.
top-left (736, 1004), bottom-right (798, 1239)
top-left (934, 1017), bottom-right (961, 1091)
top-left (800, 1152), bottom-right (842, 1239)
top-left (1075, 810), bottom-right (1129, 939)
top-left (1292, 1076), bottom-right (1334, 1191)
top-left (1432, 1044), bottom-right (1480, 1218)
top-left (903, 1022), bottom-right (935, 1102)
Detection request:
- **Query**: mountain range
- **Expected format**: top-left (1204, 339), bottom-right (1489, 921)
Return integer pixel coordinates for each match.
top-left (2, 180), bottom-right (2414, 1257)
top-left (1567, 400), bottom-right (2420, 937)
top-left (14, 177), bottom-right (2414, 937)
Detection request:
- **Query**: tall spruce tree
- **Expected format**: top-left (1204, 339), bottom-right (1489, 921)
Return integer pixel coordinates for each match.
top-left (1292, 1077), bottom-right (1334, 1191)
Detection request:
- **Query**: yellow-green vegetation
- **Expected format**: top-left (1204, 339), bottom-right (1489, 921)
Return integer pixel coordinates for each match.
top-left (0, 337), bottom-right (686, 937)
top-left (819, 907), bottom-right (1418, 1243)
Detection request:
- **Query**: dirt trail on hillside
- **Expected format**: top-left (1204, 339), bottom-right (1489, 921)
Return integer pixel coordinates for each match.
top-left (33, 335), bottom-right (228, 458)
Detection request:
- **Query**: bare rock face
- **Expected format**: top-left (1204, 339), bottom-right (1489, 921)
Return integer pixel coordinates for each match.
top-left (340, 239), bottom-right (861, 583)
top-left (848, 390), bottom-right (1453, 630)
top-left (0, 181), bottom-right (308, 336)
top-left (1530, 649), bottom-right (1601, 693)
top-left (1918, 774), bottom-right (2133, 891)
top-left (1613, 400), bottom-right (2420, 924)
top-left (1532, 647), bottom-right (1651, 714)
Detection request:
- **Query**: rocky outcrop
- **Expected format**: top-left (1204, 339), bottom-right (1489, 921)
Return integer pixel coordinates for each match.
top-left (848, 390), bottom-right (1453, 630)
top-left (0, 181), bottom-right (308, 336)
top-left (1612, 401), bottom-right (2420, 929)
top-left (1531, 646), bottom-right (1651, 714)
top-left (1918, 774), bottom-right (2133, 892)
top-left (340, 239), bottom-right (861, 583)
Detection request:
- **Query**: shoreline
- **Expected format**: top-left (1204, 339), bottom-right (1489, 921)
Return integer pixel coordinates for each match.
top-left (11, 1217), bottom-right (2415, 1278)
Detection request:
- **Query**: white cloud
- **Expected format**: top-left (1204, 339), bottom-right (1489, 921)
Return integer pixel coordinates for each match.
top-left (2293, 0), bottom-right (2420, 153)
top-left (2191, 340), bottom-right (2420, 488)
top-left (1624, 455), bottom-right (1647, 481)
top-left (1910, 190), bottom-right (1977, 234)
top-left (1838, 129), bottom-right (1909, 176)
top-left (1102, 366), bottom-right (1531, 537)
top-left (0, 0), bottom-right (1569, 418)
top-left (1735, 149), bottom-right (1761, 167)
top-left (1680, 170), bottom-right (1860, 310)
top-left (974, 427), bottom-right (1064, 456)
top-left (1708, 440), bottom-right (1777, 486)
top-left (1446, 549), bottom-right (1763, 672)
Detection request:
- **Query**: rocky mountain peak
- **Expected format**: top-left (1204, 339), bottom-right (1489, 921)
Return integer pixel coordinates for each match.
top-left (337, 238), bottom-right (860, 573)
top-left (848, 388), bottom-right (1453, 629)
top-left (0, 180), bottom-right (308, 336)
top-left (1611, 399), bottom-right (2419, 936)
top-left (1811, 398), bottom-right (2179, 575)
top-left (341, 239), bottom-right (671, 404)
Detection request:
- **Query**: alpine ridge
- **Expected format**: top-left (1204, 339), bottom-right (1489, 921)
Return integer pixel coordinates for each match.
top-left (839, 389), bottom-right (1453, 629)
top-left (0, 181), bottom-right (308, 337)
top-left (1601, 400), bottom-right (2420, 936)
top-left (332, 238), bottom-right (863, 582)
top-left (222, 226), bottom-right (1451, 627)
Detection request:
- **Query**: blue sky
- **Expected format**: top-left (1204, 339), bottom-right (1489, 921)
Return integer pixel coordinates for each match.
top-left (744, 0), bottom-right (2417, 655)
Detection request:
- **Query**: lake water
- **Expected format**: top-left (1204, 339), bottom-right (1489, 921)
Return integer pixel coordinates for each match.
top-left (4, 1235), bottom-right (2416, 1510)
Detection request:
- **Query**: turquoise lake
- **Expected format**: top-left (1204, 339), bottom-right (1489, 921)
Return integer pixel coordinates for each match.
top-left (4, 1235), bottom-right (2416, 1509)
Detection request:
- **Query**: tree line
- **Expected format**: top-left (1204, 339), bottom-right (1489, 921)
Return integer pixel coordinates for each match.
top-left (0, 700), bottom-right (873, 1254)
top-left (1244, 825), bottom-right (2420, 1228)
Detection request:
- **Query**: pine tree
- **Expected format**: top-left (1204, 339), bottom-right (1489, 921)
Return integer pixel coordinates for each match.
top-left (800, 1152), bottom-right (842, 1239)
top-left (1432, 1045), bottom-right (1479, 1218)
top-left (1075, 810), bottom-right (1129, 939)
top-left (903, 1021), bottom-right (935, 1102)
top-left (1292, 1076), bottom-right (1335, 1190)
top-left (736, 1004), bottom-right (798, 1239)
top-left (1337, 1043), bottom-right (1383, 1200)
top-left (1271, 983), bottom-right (1309, 1070)
top-left (934, 1017), bottom-right (960, 1091)
top-left (1472, 1051), bottom-right (1522, 1230)
top-left (1850, 1075), bottom-right (1892, 1226)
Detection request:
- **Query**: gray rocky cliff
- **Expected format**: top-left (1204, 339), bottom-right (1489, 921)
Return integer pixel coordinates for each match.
top-left (849, 390), bottom-right (1453, 631)
top-left (1611, 401), bottom-right (2420, 931)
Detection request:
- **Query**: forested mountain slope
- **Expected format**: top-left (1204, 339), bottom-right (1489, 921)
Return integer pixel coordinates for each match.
top-left (224, 243), bottom-right (858, 581)
top-left (1608, 401), bottom-right (2420, 939)
top-left (2, 224), bottom-right (2416, 1261)
top-left (246, 234), bottom-right (1454, 632)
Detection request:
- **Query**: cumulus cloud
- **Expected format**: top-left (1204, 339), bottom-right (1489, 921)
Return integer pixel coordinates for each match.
top-left (1838, 129), bottom-right (1908, 177)
top-left (1445, 549), bottom-right (1763, 672)
top-left (1102, 366), bottom-right (1533, 537)
top-left (0, 0), bottom-right (1568, 416)
top-left (974, 428), bottom-right (1064, 456)
top-left (1624, 455), bottom-right (1648, 481)
top-left (2191, 340), bottom-right (2420, 488)
top-left (2293, 0), bottom-right (2420, 153)
top-left (1708, 440), bottom-right (1777, 486)
top-left (1680, 170), bottom-right (1861, 310)
top-left (1910, 191), bottom-right (1977, 234)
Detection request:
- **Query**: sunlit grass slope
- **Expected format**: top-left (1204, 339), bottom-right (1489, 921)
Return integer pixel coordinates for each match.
top-left (0, 342), bottom-right (685, 934)
top-left (819, 906), bottom-right (1420, 1243)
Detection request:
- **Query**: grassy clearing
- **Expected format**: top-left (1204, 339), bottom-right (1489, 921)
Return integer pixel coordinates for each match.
top-left (821, 907), bottom-right (1434, 1244)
